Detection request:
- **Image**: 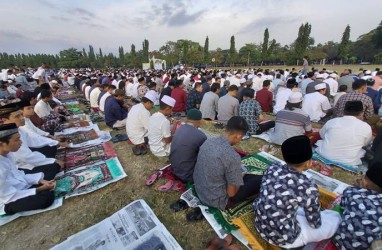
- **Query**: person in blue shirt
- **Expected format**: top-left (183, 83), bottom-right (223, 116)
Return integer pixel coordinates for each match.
top-left (104, 89), bottom-right (128, 129)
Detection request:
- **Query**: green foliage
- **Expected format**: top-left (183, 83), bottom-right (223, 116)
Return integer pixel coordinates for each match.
top-left (142, 39), bottom-right (149, 63)
top-left (204, 36), bottom-right (209, 64)
top-left (294, 22), bottom-right (312, 61)
top-left (338, 25), bottom-right (351, 63)
top-left (261, 28), bottom-right (269, 61)
top-left (229, 35), bottom-right (236, 66)
top-left (58, 48), bottom-right (85, 68)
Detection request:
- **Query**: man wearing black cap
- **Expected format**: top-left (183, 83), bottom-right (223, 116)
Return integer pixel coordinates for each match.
top-left (333, 162), bottom-right (382, 249)
top-left (254, 135), bottom-right (341, 248)
top-left (0, 123), bottom-right (56, 215)
top-left (316, 100), bottom-right (372, 166)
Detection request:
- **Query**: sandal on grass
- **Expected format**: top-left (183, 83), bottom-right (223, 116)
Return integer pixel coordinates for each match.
top-left (146, 171), bottom-right (163, 186)
top-left (171, 181), bottom-right (184, 192)
top-left (170, 199), bottom-right (189, 212)
top-left (186, 207), bottom-right (204, 222)
top-left (157, 179), bottom-right (177, 191)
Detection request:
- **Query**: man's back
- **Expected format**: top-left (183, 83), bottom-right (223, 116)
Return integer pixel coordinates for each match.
top-left (193, 136), bottom-right (242, 210)
top-left (256, 88), bottom-right (273, 113)
top-left (338, 75), bottom-right (354, 91)
top-left (334, 92), bottom-right (374, 119)
top-left (316, 116), bottom-right (372, 165)
top-left (217, 94), bottom-right (239, 123)
top-left (170, 124), bottom-right (207, 183)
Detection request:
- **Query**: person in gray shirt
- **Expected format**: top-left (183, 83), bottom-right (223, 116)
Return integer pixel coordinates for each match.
top-left (217, 85), bottom-right (239, 124)
top-left (338, 70), bottom-right (355, 93)
top-left (170, 109), bottom-right (207, 183)
top-left (192, 116), bottom-right (262, 212)
top-left (200, 83), bottom-right (220, 120)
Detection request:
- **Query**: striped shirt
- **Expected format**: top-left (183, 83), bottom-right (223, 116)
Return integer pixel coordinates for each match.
top-left (270, 108), bottom-right (312, 145)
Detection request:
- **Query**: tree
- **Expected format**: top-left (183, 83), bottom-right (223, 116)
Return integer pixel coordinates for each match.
top-left (294, 22), bottom-right (312, 63)
top-left (338, 25), bottom-right (351, 64)
top-left (204, 36), bottom-right (210, 64)
top-left (229, 35), bottom-right (236, 66)
top-left (142, 39), bottom-right (149, 63)
top-left (58, 48), bottom-right (84, 68)
top-left (239, 43), bottom-right (261, 65)
top-left (261, 28), bottom-right (269, 63)
top-left (128, 44), bottom-right (138, 68)
top-left (210, 48), bottom-right (224, 65)
top-left (118, 46), bottom-right (125, 65)
top-left (372, 21), bottom-right (382, 49)
top-left (159, 41), bottom-right (178, 66)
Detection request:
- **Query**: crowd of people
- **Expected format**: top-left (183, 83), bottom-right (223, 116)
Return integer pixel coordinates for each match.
top-left (1, 61), bottom-right (382, 249)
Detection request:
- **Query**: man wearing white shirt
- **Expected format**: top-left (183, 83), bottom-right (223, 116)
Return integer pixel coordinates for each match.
top-left (230, 74), bottom-right (241, 87)
top-left (34, 90), bottom-right (54, 118)
top-left (89, 83), bottom-right (102, 112)
top-left (252, 73), bottom-right (264, 91)
top-left (148, 95), bottom-right (176, 157)
top-left (316, 101), bottom-right (372, 166)
top-left (324, 73), bottom-right (339, 97)
top-left (125, 78), bottom-right (134, 97)
top-left (99, 85), bottom-right (116, 112)
top-left (1, 109), bottom-right (62, 179)
top-left (302, 83), bottom-right (332, 122)
top-left (0, 123), bottom-right (56, 215)
top-left (126, 92), bottom-right (155, 155)
top-left (273, 79), bottom-right (297, 114)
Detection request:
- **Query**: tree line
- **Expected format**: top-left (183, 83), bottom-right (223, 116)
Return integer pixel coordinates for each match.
top-left (1, 21), bottom-right (381, 69)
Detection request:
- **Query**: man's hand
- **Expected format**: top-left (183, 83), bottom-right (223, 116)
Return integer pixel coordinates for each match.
top-left (55, 159), bottom-right (65, 169)
top-left (36, 180), bottom-right (56, 192)
top-left (59, 141), bottom-right (69, 148)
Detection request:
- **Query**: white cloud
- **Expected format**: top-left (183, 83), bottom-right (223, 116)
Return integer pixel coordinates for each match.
top-left (0, 0), bottom-right (381, 54)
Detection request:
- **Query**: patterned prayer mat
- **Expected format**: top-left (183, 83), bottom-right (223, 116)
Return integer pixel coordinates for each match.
top-left (57, 143), bottom-right (117, 172)
top-left (312, 151), bottom-right (359, 173)
top-left (54, 157), bottom-right (126, 199)
top-left (61, 129), bottom-right (99, 145)
top-left (241, 153), bottom-right (274, 175)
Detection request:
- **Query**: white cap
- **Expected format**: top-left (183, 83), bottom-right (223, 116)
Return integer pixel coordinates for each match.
top-left (365, 70), bottom-right (371, 75)
top-left (315, 83), bottom-right (326, 90)
top-left (316, 74), bottom-right (324, 79)
top-left (329, 73), bottom-right (337, 78)
top-left (235, 73), bottom-right (241, 78)
top-left (240, 78), bottom-right (246, 84)
top-left (161, 95), bottom-right (176, 107)
top-left (248, 75), bottom-right (254, 79)
top-left (144, 91), bottom-right (157, 103)
top-left (288, 92), bottom-right (303, 104)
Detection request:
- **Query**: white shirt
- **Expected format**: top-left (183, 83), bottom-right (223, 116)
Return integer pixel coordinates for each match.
top-left (111, 79), bottom-right (119, 88)
top-left (324, 78), bottom-right (339, 96)
top-left (125, 82), bottom-right (134, 97)
top-left (84, 86), bottom-right (91, 101)
top-left (10, 129), bottom-right (55, 170)
top-left (302, 92), bottom-right (331, 122)
top-left (147, 112), bottom-right (171, 157)
top-left (316, 116), bottom-right (372, 165)
top-left (252, 77), bottom-right (263, 91)
top-left (131, 82), bottom-right (140, 98)
top-left (126, 103), bottom-right (151, 145)
top-left (19, 125), bottom-right (58, 148)
top-left (99, 92), bottom-right (111, 112)
top-left (273, 88), bottom-right (292, 114)
top-left (24, 118), bottom-right (49, 137)
top-left (229, 77), bottom-right (240, 87)
top-left (89, 87), bottom-right (101, 108)
top-left (32, 68), bottom-right (45, 80)
top-left (34, 100), bottom-right (52, 118)
top-left (0, 154), bottom-right (42, 215)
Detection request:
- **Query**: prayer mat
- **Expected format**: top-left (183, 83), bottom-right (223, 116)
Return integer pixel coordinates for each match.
top-left (312, 151), bottom-right (359, 173)
top-left (70, 121), bottom-right (90, 128)
top-left (59, 143), bottom-right (117, 171)
top-left (0, 198), bottom-right (63, 227)
top-left (61, 129), bottom-right (99, 145)
top-left (54, 157), bottom-right (126, 199)
top-left (241, 153), bottom-right (274, 175)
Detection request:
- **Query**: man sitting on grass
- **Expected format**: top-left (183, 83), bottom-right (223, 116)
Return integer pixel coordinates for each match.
top-left (332, 161), bottom-right (382, 249)
top-left (0, 123), bottom-right (56, 215)
top-left (253, 135), bottom-right (341, 248)
top-left (104, 89), bottom-right (128, 129)
top-left (147, 95), bottom-right (176, 157)
top-left (126, 92), bottom-right (156, 155)
top-left (189, 116), bottom-right (262, 221)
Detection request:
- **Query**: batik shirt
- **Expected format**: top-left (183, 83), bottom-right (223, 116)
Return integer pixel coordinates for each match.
top-left (239, 99), bottom-right (262, 135)
top-left (186, 89), bottom-right (202, 111)
top-left (253, 163), bottom-right (322, 246)
top-left (333, 187), bottom-right (382, 250)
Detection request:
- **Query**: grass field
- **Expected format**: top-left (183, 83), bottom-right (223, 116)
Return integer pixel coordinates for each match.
top-left (0, 105), bottom-right (360, 250)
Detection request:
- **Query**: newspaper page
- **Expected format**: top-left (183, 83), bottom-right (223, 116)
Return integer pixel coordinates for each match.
top-left (51, 199), bottom-right (182, 250)
top-left (303, 169), bottom-right (350, 195)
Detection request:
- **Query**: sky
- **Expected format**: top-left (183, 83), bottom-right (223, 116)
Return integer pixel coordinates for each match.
top-left (1, 0), bottom-right (381, 55)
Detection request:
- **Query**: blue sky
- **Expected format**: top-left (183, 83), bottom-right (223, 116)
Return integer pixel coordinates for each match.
top-left (1, 0), bottom-right (381, 54)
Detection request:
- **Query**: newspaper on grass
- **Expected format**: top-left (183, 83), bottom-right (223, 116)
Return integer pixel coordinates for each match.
top-left (54, 157), bottom-right (127, 199)
top-left (51, 199), bottom-right (183, 250)
top-left (0, 198), bottom-right (63, 227)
